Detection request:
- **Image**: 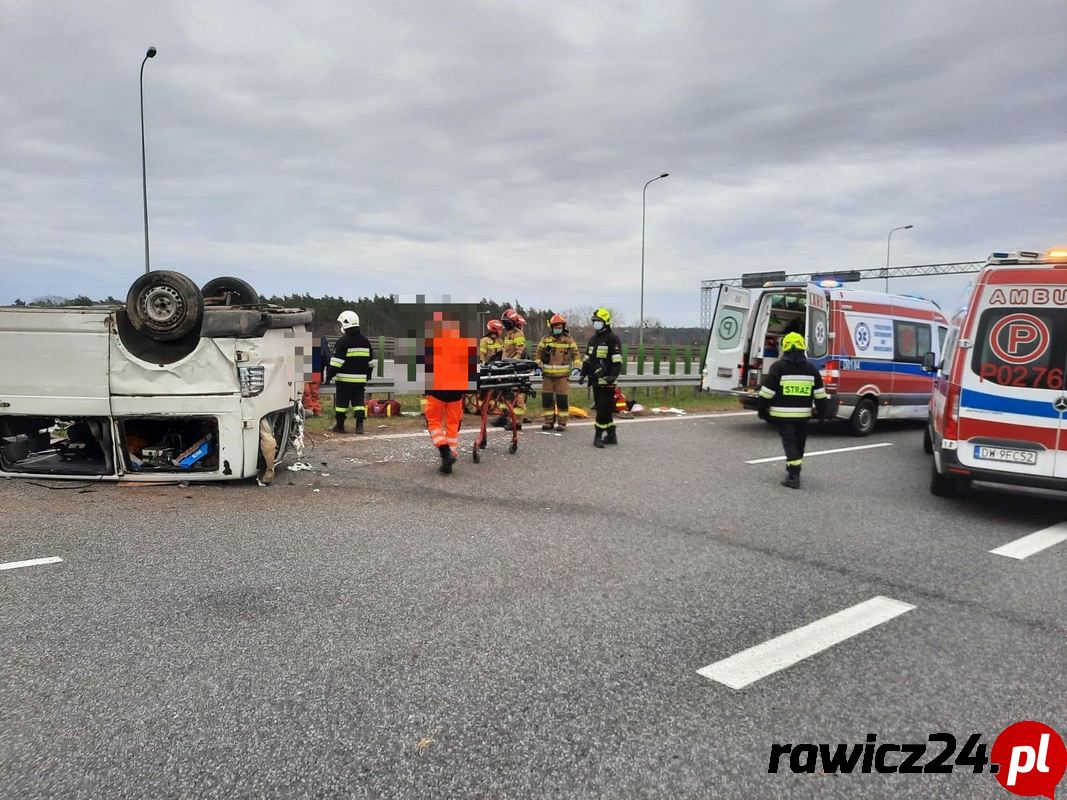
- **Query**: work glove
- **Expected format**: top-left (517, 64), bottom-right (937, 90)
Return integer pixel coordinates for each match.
top-left (578, 375), bottom-right (586, 386)
top-left (570, 368), bottom-right (581, 380)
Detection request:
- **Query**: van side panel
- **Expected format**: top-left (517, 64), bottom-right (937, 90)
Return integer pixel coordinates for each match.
top-left (110, 335), bottom-right (240, 396)
top-left (0, 309), bottom-right (112, 415)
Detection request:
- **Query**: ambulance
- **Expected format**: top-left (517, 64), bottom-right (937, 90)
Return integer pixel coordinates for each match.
top-left (924, 248), bottom-right (1067, 496)
top-left (702, 281), bottom-right (948, 435)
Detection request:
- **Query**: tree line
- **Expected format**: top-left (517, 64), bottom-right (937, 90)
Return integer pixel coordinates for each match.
top-left (6, 293), bottom-right (706, 346)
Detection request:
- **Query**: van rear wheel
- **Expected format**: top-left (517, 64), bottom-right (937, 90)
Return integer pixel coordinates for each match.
top-left (930, 461), bottom-right (958, 497)
top-left (849, 398), bottom-right (877, 436)
top-left (202, 276), bottom-right (260, 306)
top-left (126, 270), bottom-right (204, 342)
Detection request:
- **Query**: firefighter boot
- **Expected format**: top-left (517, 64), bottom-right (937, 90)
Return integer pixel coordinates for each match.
top-left (603, 427), bottom-right (618, 445)
top-left (438, 444), bottom-right (455, 474)
top-left (594, 428), bottom-right (605, 449)
top-left (332, 413), bottom-right (346, 433)
top-left (781, 465), bottom-right (800, 489)
top-left (355, 418), bottom-right (365, 435)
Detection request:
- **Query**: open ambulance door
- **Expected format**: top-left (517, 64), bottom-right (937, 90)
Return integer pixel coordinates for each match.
top-left (701, 285), bottom-right (752, 392)
top-left (805, 283), bottom-right (830, 361)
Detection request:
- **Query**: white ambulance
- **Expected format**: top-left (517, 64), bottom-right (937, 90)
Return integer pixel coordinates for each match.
top-left (925, 248), bottom-right (1067, 496)
top-left (702, 281), bottom-right (948, 435)
top-left (0, 271), bottom-right (312, 483)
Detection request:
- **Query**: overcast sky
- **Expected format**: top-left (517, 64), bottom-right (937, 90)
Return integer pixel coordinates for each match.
top-left (3, 0), bottom-right (1065, 325)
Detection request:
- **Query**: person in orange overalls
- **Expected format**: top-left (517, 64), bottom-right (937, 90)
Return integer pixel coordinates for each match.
top-left (424, 313), bottom-right (478, 474)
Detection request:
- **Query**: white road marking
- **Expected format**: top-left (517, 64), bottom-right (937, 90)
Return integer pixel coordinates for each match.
top-left (697, 596), bottom-right (916, 690)
top-left (990, 522), bottom-right (1067, 560)
top-left (0, 556), bottom-right (64, 572)
top-left (745, 442), bottom-right (894, 464)
top-left (337, 411), bottom-right (752, 442)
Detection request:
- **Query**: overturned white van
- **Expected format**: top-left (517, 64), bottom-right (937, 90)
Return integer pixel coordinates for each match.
top-left (0, 271), bottom-right (313, 483)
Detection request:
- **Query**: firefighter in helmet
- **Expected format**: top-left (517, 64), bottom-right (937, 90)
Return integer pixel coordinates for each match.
top-left (479, 319), bottom-right (505, 364)
top-left (494, 308), bottom-right (528, 426)
top-left (325, 310), bottom-right (374, 434)
top-left (756, 331), bottom-right (828, 489)
top-left (535, 313), bottom-right (582, 431)
top-left (579, 307), bottom-right (623, 448)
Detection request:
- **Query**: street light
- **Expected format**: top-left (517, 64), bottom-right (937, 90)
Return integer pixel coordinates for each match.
top-left (639, 172), bottom-right (669, 349)
top-left (140, 46), bottom-right (157, 274)
top-left (884, 224), bottom-right (913, 292)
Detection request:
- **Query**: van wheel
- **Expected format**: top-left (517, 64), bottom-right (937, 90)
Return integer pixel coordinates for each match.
top-left (922, 424), bottom-right (934, 454)
top-left (202, 276), bottom-right (260, 306)
top-left (930, 462), bottom-right (958, 497)
top-left (126, 270), bottom-right (204, 342)
top-left (849, 398), bottom-right (877, 436)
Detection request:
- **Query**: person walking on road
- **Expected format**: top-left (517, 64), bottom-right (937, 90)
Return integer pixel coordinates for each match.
top-left (756, 331), bottom-right (828, 489)
top-left (325, 311), bottom-right (374, 434)
top-left (580, 307), bottom-right (623, 448)
top-left (535, 313), bottom-right (581, 432)
top-left (424, 313), bottom-right (477, 474)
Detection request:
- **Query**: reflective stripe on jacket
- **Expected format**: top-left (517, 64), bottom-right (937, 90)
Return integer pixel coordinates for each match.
top-left (327, 330), bottom-right (375, 384)
top-left (757, 355), bottom-right (827, 419)
top-left (536, 334), bottom-right (581, 376)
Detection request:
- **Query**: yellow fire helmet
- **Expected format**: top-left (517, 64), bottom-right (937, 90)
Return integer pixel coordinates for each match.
top-left (782, 332), bottom-right (807, 352)
top-left (592, 307), bottom-right (612, 326)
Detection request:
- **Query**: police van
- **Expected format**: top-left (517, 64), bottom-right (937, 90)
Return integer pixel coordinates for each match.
top-left (702, 281), bottom-right (948, 435)
top-left (924, 248), bottom-right (1067, 496)
top-left (0, 271), bottom-right (312, 483)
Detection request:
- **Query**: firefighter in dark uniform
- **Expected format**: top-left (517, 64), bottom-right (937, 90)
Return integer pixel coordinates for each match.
top-left (757, 332), bottom-right (828, 489)
top-left (579, 307), bottom-right (624, 448)
top-left (325, 310), bottom-right (374, 434)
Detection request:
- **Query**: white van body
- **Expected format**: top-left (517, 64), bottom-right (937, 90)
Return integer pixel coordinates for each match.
top-left (701, 281), bottom-right (947, 435)
top-left (0, 303), bottom-right (312, 482)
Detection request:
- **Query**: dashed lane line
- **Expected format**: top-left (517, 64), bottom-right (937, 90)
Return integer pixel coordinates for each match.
top-left (745, 442), bottom-right (894, 465)
top-left (697, 596), bottom-right (916, 690)
top-left (990, 522), bottom-right (1067, 560)
top-left (0, 556), bottom-right (64, 572)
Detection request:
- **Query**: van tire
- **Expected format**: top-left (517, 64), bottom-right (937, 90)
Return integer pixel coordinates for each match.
top-left (923, 424), bottom-right (934, 454)
top-left (930, 462), bottom-right (958, 497)
top-left (126, 271), bottom-right (204, 342)
top-left (849, 397), bottom-right (877, 436)
top-left (202, 276), bottom-right (260, 306)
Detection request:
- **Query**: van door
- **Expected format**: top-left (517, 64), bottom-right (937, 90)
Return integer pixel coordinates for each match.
top-left (805, 284), bottom-right (829, 362)
top-left (701, 285), bottom-right (751, 392)
top-left (957, 303), bottom-right (1066, 478)
top-left (0, 308), bottom-right (112, 416)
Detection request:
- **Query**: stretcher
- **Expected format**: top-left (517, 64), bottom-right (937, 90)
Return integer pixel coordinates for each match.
top-left (472, 359), bottom-right (538, 462)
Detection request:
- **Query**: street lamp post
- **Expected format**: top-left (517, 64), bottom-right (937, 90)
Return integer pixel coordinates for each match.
top-left (884, 224), bottom-right (913, 292)
top-left (639, 173), bottom-right (669, 349)
top-left (140, 46), bottom-right (157, 274)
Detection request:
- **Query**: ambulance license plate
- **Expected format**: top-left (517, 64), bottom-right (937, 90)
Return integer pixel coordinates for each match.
top-left (973, 445), bottom-right (1037, 465)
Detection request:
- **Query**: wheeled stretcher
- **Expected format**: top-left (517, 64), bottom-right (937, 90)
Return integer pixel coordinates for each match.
top-left (472, 359), bottom-right (538, 462)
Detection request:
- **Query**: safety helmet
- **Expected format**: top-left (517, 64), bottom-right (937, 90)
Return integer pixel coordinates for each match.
top-left (515, 314), bottom-right (526, 329)
top-left (592, 307), bottom-right (612, 326)
top-left (502, 308), bottom-right (520, 322)
top-left (487, 319), bottom-right (504, 335)
top-left (337, 310), bottom-right (360, 330)
top-left (549, 313), bottom-right (566, 326)
top-left (782, 332), bottom-right (807, 352)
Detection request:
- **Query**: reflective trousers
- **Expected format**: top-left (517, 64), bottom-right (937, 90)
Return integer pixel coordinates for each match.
top-left (775, 418), bottom-right (809, 468)
top-left (425, 395), bottom-right (463, 456)
top-left (335, 383), bottom-right (366, 420)
top-left (592, 384), bottom-right (616, 430)
top-left (541, 375), bottom-right (571, 427)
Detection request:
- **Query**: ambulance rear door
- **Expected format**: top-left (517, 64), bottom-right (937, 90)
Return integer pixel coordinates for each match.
top-left (805, 284), bottom-right (830, 362)
top-left (957, 289), bottom-right (1067, 479)
top-left (701, 285), bottom-right (751, 392)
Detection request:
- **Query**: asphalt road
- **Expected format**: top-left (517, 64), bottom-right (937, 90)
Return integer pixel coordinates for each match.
top-left (2, 411), bottom-right (1065, 799)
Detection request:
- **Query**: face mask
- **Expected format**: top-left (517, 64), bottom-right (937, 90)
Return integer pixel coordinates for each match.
top-left (552, 327), bottom-right (563, 336)
top-left (592, 321), bottom-right (605, 331)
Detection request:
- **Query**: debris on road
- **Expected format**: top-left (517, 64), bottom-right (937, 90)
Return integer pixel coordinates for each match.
top-left (287, 462), bottom-right (314, 472)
